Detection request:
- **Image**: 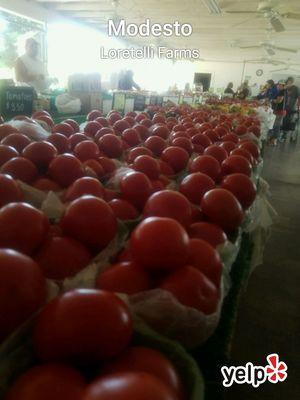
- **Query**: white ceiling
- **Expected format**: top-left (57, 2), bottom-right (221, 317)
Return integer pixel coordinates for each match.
top-left (34, 0), bottom-right (300, 63)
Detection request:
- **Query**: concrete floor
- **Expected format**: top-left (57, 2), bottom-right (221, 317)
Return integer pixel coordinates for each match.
top-left (224, 137), bottom-right (300, 399)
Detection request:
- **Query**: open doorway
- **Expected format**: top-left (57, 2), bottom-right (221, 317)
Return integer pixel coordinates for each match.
top-left (194, 72), bottom-right (212, 91)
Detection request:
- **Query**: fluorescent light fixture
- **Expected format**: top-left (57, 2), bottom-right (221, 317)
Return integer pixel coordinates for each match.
top-left (202, 0), bottom-right (222, 14)
top-left (270, 16), bottom-right (285, 32)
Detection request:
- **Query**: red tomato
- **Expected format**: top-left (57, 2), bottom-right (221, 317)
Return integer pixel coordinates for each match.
top-left (221, 173), bottom-right (256, 209)
top-left (130, 217), bottom-right (189, 271)
top-left (188, 222), bottom-right (227, 248)
top-left (95, 117), bottom-right (109, 127)
top-left (235, 125), bottom-right (248, 136)
top-left (96, 262), bottom-right (152, 295)
top-left (61, 196), bottom-right (117, 251)
top-left (222, 133), bottom-right (239, 143)
top-left (0, 124), bottom-right (19, 140)
top-left (98, 134), bottom-right (123, 158)
top-left (95, 128), bottom-right (115, 141)
top-left (140, 119), bottom-right (153, 129)
top-left (172, 124), bottom-right (185, 132)
top-left (0, 145), bottom-right (19, 166)
top-left (97, 157), bottom-right (116, 175)
top-left (171, 137), bottom-right (193, 155)
top-left (221, 155), bottom-right (252, 177)
top-left (145, 136), bottom-right (167, 157)
top-left (108, 199), bottom-right (139, 220)
top-left (123, 116), bottom-right (135, 127)
top-left (134, 124), bottom-right (150, 141)
top-left (122, 128), bottom-right (141, 147)
top-left (0, 202), bottom-right (49, 255)
top-left (188, 238), bottom-right (222, 287)
top-left (64, 119), bottom-right (80, 133)
top-left (74, 140), bottom-right (100, 162)
top-left (203, 129), bottom-right (219, 143)
top-left (6, 363), bottom-right (85, 400)
top-left (201, 188), bottom-right (244, 232)
top-left (33, 178), bottom-right (62, 192)
top-left (22, 141), bottom-right (57, 169)
top-left (151, 179), bottom-right (165, 193)
top-left (179, 172), bottom-right (215, 204)
top-left (219, 141), bottom-right (236, 154)
top-left (100, 347), bottom-right (184, 399)
top-left (0, 157), bottom-right (38, 184)
top-left (238, 141), bottom-right (260, 160)
top-left (52, 122), bottom-right (74, 137)
top-left (214, 126), bottom-right (228, 137)
top-left (151, 125), bottom-right (170, 140)
top-left (161, 146), bottom-right (189, 173)
top-left (114, 119), bottom-right (131, 133)
top-left (204, 145), bottom-right (228, 164)
top-left (191, 133), bottom-right (211, 149)
top-left (84, 121), bottom-right (102, 137)
top-left (84, 159), bottom-right (105, 179)
top-left (230, 148), bottom-right (254, 165)
top-left (87, 110), bottom-right (102, 121)
top-left (48, 154), bottom-right (84, 188)
top-left (64, 177), bottom-right (105, 202)
top-left (32, 110), bottom-right (51, 119)
top-left (83, 372), bottom-right (176, 400)
top-left (133, 155), bottom-right (160, 180)
top-left (104, 189), bottom-right (120, 202)
top-left (189, 155), bottom-right (221, 182)
top-left (159, 265), bottom-right (219, 314)
top-left (0, 249), bottom-right (45, 342)
top-left (1, 133), bottom-right (31, 153)
top-left (109, 113), bottom-right (122, 125)
top-left (33, 289), bottom-right (133, 363)
top-left (120, 171), bottom-right (152, 210)
top-left (152, 114), bottom-right (166, 124)
top-left (68, 133), bottom-right (88, 150)
top-left (127, 147), bottom-right (153, 163)
top-left (46, 133), bottom-right (69, 154)
top-left (34, 236), bottom-right (91, 279)
top-left (158, 160), bottom-right (174, 176)
top-left (170, 131), bottom-right (189, 141)
top-left (0, 174), bottom-right (23, 207)
top-left (185, 127), bottom-right (199, 137)
top-left (143, 190), bottom-right (192, 227)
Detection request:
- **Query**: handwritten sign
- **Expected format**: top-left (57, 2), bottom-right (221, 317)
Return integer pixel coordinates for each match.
top-left (0, 87), bottom-right (34, 118)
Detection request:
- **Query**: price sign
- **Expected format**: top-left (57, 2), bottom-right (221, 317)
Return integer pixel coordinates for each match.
top-left (133, 94), bottom-right (146, 111)
top-left (0, 87), bottom-right (34, 118)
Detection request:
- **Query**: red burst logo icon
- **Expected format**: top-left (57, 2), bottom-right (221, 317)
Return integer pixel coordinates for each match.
top-left (266, 354), bottom-right (288, 383)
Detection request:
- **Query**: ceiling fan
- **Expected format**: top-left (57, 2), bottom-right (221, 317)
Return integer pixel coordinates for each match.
top-left (226, 0), bottom-right (300, 32)
top-left (244, 57), bottom-right (287, 65)
top-left (270, 66), bottom-right (300, 72)
top-left (238, 42), bottom-right (298, 56)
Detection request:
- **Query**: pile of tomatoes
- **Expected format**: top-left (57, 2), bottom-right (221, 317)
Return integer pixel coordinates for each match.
top-left (0, 105), bottom-right (261, 399)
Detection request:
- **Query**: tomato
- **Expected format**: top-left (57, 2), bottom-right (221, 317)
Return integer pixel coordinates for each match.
top-left (159, 265), bottom-right (219, 314)
top-left (0, 124), bottom-right (19, 140)
top-left (87, 110), bottom-right (102, 121)
top-left (214, 126), bottom-right (228, 137)
top-left (36, 115), bottom-right (54, 128)
top-left (95, 117), bottom-right (109, 127)
top-left (83, 372), bottom-right (176, 400)
top-left (130, 217), bottom-right (189, 271)
top-left (68, 133), bottom-right (88, 150)
top-left (1, 133), bottom-right (31, 153)
top-left (185, 127), bottom-right (199, 137)
top-left (191, 133), bottom-right (211, 149)
top-left (133, 155), bottom-right (160, 180)
top-left (33, 289), bottom-right (133, 363)
top-left (52, 122), bottom-right (74, 137)
top-left (61, 195), bottom-right (117, 251)
top-left (0, 174), bottom-right (23, 207)
top-left (97, 157), bottom-right (116, 175)
top-left (64, 177), bottom-right (104, 202)
top-left (140, 119), bottom-right (153, 129)
top-left (0, 249), bottom-right (46, 342)
top-left (100, 347), bottom-right (184, 399)
top-left (179, 172), bottom-right (215, 205)
top-left (84, 121), bottom-right (102, 137)
top-left (158, 160), bottom-right (174, 176)
top-left (114, 119), bottom-right (131, 133)
top-left (188, 238), bottom-right (222, 287)
top-left (74, 140), bottom-right (100, 162)
top-left (22, 141), bottom-right (57, 169)
top-left (6, 363), bottom-right (85, 400)
top-left (221, 173), bottom-right (256, 209)
top-left (32, 110), bottom-right (51, 119)
top-left (34, 236), bottom-right (91, 279)
top-left (84, 159), bottom-right (105, 179)
top-left (235, 125), bottom-right (248, 136)
top-left (95, 128), bottom-right (115, 141)
top-left (204, 145), bottom-right (228, 164)
top-left (222, 133), bottom-right (239, 143)
top-left (134, 124), bottom-right (150, 141)
top-left (33, 178), bottom-right (62, 192)
top-left (230, 148), bottom-right (254, 165)
top-left (152, 114), bottom-right (166, 124)
top-left (120, 171), bottom-right (152, 210)
top-left (96, 262), bottom-right (152, 295)
top-left (0, 202), bottom-right (49, 254)
top-left (219, 141), bottom-right (236, 154)
top-left (203, 129), bottom-right (219, 143)
top-left (171, 137), bottom-right (193, 155)
top-left (46, 133), bottom-right (69, 154)
top-left (64, 118), bottom-right (80, 133)
top-left (201, 188), bottom-right (244, 232)
top-left (143, 190), bottom-right (192, 227)
top-left (123, 116), bottom-right (135, 127)
top-left (189, 155), bottom-right (221, 182)
top-left (122, 128), bottom-right (141, 147)
top-left (108, 112), bottom-right (122, 125)
top-left (188, 222), bottom-right (227, 248)
top-left (108, 199), bottom-right (139, 220)
top-left (170, 131), bottom-right (189, 141)
top-left (161, 146), bottom-right (189, 173)
top-left (151, 125), bottom-right (169, 140)
top-left (238, 141), bottom-right (260, 160)
top-left (48, 154), bottom-right (84, 188)
top-left (98, 134), bottom-right (123, 158)
top-left (221, 155), bottom-right (252, 177)
top-left (145, 136), bottom-right (167, 157)
top-left (151, 179), bottom-right (165, 193)
top-left (0, 145), bottom-right (19, 166)
top-left (1, 157), bottom-right (38, 184)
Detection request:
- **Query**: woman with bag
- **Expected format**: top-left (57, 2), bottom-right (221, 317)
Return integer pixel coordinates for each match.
top-left (268, 82), bottom-right (286, 146)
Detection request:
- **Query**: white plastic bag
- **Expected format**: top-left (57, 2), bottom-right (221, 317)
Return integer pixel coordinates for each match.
top-left (55, 93), bottom-right (81, 114)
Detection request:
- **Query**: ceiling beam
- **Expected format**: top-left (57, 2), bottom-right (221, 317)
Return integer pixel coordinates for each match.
top-left (41, 2), bottom-right (110, 11)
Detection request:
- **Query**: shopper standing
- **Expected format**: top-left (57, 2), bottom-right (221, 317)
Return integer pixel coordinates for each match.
top-left (269, 82), bottom-right (286, 146)
top-left (280, 77), bottom-right (299, 142)
top-left (224, 82), bottom-right (235, 96)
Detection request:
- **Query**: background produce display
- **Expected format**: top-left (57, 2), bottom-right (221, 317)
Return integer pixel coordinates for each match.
top-left (0, 103), bottom-right (266, 398)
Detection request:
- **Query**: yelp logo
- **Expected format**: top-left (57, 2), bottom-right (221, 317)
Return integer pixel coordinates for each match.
top-left (221, 354), bottom-right (288, 388)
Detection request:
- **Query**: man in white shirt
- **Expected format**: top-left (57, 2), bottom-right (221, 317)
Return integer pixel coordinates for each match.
top-left (15, 38), bottom-right (48, 92)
